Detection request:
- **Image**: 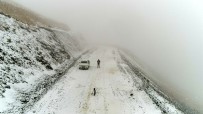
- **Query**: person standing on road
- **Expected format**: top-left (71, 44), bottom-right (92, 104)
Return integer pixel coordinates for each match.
top-left (93, 88), bottom-right (96, 96)
top-left (97, 59), bottom-right (100, 68)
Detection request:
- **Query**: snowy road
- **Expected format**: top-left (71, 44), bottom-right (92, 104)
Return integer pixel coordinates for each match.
top-left (26, 47), bottom-right (162, 114)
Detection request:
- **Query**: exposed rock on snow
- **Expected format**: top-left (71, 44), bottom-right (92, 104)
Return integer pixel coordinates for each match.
top-left (0, 13), bottom-right (82, 113)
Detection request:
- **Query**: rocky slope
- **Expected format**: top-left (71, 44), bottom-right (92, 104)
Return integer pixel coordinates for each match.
top-left (0, 12), bottom-right (82, 113)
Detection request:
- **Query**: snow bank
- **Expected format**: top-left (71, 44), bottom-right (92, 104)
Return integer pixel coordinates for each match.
top-left (119, 50), bottom-right (185, 114)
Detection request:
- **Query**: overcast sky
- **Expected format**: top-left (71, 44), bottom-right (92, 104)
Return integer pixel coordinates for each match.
top-left (14, 0), bottom-right (203, 42)
top-left (15, 0), bottom-right (203, 112)
top-left (16, 0), bottom-right (134, 43)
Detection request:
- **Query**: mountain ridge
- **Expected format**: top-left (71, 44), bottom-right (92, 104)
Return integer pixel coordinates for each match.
top-left (0, 0), bottom-right (70, 31)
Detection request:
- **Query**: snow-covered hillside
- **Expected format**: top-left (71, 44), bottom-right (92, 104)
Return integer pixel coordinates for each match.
top-left (0, 0), bottom-right (70, 31)
top-left (53, 30), bottom-right (84, 58)
top-left (0, 13), bottom-right (82, 113)
top-left (119, 50), bottom-right (199, 114)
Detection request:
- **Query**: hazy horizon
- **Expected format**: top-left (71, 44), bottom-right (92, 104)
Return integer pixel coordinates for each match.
top-left (14, 0), bottom-right (203, 113)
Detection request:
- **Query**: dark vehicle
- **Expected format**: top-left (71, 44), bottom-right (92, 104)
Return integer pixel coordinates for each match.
top-left (79, 60), bottom-right (90, 70)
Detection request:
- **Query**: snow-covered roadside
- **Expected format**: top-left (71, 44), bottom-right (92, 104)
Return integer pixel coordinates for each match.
top-left (119, 50), bottom-right (184, 114)
top-left (26, 47), bottom-right (164, 114)
top-left (0, 13), bottom-right (83, 113)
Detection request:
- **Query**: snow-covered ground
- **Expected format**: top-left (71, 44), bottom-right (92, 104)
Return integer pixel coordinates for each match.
top-left (119, 50), bottom-right (184, 114)
top-left (25, 47), bottom-right (183, 114)
top-left (0, 13), bottom-right (82, 113)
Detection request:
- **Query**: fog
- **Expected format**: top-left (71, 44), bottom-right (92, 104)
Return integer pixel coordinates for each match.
top-left (15, 0), bottom-right (203, 112)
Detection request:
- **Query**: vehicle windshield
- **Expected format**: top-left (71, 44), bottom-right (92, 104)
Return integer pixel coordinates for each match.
top-left (81, 61), bottom-right (88, 63)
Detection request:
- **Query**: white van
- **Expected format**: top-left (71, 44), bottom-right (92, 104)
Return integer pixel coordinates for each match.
top-left (79, 60), bottom-right (90, 70)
